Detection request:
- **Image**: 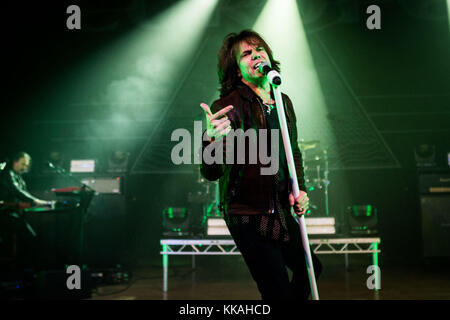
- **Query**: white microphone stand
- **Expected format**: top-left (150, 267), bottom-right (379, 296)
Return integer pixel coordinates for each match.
top-left (269, 70), bottom-right (320, 300)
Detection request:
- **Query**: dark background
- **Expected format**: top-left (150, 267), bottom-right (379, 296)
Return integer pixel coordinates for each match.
top-left (1, 0), bottom-right (449, 269)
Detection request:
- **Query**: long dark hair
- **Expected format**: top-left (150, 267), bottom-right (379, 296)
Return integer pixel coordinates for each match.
top-left (217, 29), bottom-right (281, 98)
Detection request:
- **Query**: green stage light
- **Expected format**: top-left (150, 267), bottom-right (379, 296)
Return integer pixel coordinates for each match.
top-left (253, 0), bottom-right (340, 217)
top-left (447, 1), bottom-right (450, 34)
top-left (253, 0), bottom-right (327, 122)
top-left (103, 0), bottom-right (219, 120)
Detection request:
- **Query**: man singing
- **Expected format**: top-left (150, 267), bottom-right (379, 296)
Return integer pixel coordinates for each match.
top-left (200, 30), bottom-right (322, 300)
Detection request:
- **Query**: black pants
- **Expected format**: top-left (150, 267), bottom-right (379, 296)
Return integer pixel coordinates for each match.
top-left (228, 213), bottom-right (322, 300)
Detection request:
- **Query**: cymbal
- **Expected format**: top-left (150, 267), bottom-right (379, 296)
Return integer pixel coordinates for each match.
top-left (298, 140), bottom-right (320, 150)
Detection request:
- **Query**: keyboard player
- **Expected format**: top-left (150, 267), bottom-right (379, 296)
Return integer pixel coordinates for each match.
top-left (0, 151), bottom-right (53, 208)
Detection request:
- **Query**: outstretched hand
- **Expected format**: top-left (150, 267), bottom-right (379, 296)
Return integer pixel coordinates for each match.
top-left (200, 103), bottom-right (233, 140)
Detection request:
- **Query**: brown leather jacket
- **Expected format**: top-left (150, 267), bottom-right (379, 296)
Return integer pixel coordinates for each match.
top-left (200, 84), bottom-right (306, 215)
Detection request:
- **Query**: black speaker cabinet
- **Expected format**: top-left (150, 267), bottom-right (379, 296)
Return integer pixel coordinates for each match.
top-left (84, 194), bottom-right (128, 267)
top-left (421, 195), bottom-right (450, 258)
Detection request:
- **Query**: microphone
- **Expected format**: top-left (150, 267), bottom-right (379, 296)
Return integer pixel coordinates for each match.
top-left (258, 62), bottom-right (282, 85)
top-left (46, 161), bottom-right (67, 174)
top-left (46, 161), bottom-right (56, 169)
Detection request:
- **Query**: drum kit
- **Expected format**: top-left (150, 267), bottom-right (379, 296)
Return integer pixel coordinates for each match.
top-left (189, 170), bottom-right (221, 215)
top-left (298, 140), bottom-right (330, 216)
top-left (187, 139), bottom-right (330, 234)
top-left (185, 170), bottom-right (221, 235)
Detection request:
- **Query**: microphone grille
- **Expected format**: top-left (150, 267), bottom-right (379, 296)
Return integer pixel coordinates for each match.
top-left (259, 61), bottom-right (269, 72)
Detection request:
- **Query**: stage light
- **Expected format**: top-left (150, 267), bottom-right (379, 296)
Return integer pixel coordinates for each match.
top-left (36, 0), bottom-right (219, 172)
top-left (253, 0), bottom-right (339, 218)
top-left (104, 0), bottom-right (219, 173)
top-left (253, 0), bottom-right (328, 131)
top-left (447, 1), bottom-right (450, 34)
top-left (346, 205), bottom-right (378, 235)
top-left (162, 207), bottom-right (191, 236)
top-left (107, 150), bottom-right (130, 173)
top-left (103, 0), bottom-right (219, 120)
top-left (414, 143), bottom-right (436, 167)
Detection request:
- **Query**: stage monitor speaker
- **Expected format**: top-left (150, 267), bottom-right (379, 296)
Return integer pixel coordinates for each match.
top-left (421, 195), bottom-right (450, 258)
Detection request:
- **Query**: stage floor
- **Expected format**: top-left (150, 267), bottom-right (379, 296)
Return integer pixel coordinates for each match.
top-left (89, 255), bottom-right (450, 300)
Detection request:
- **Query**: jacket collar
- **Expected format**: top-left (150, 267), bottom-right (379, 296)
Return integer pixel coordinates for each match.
top-left (236, 83), bottom-right (277, 104)
top-left (236, 83), bottom-right (258, 103)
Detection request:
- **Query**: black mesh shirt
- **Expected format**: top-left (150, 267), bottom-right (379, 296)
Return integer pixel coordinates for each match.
top-left (225, 99), bottom-right (293, 242)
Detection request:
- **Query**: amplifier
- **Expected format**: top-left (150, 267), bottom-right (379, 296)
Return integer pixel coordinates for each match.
top-left (80, 177), bottom-right (122, 194)
top-left (421, 195), bottom-right (450, 258)
top-left (418, 172), bottom-right (450, 194)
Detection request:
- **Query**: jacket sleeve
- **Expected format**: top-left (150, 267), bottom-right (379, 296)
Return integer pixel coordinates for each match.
top-left (285, 96), bottom-right (307, 192)
top-left (4, 170), bottom-right (39, 203)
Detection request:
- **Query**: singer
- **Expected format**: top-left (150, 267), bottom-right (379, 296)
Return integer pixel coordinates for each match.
top-left (200, 30), bottom-right (322, 300)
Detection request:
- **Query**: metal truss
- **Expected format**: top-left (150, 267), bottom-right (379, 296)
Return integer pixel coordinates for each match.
top-left (309, 238), bottom-right (380, 255)
top-left (160, 238), bottom-right (380, 256)
top-left (160, 237), bottom-right (381, 292)
top-left (160, 239), bottom-right (240, 255)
